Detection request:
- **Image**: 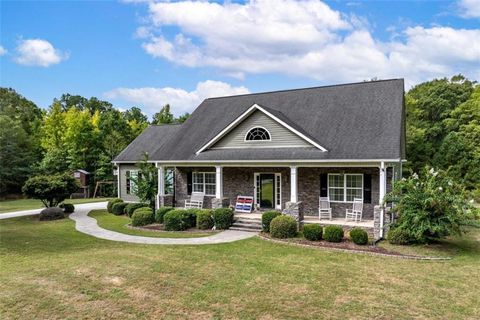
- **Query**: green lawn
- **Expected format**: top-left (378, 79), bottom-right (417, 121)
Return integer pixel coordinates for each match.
top-left (0, 198), bottom-right (110, 214)
top-left (89, 210), bottom-right (216, 238)
top-left (1, 215), bottom-right (479, 319)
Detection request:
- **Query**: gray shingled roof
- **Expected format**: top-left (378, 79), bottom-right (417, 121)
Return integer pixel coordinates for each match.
top-left (118, 79), bottom-right (405, 162)
top-left (114, 124), bottom-right (182, 162)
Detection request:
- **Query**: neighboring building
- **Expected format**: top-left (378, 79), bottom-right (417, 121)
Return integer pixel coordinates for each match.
top-left (114, 79), bottom-right (406, 239)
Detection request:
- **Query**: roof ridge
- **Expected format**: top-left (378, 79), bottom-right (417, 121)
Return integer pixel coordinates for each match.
top-left (205, 78), bottom-right (404, 101)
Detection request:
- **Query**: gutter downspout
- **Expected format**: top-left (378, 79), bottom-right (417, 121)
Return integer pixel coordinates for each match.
top-left (379, 161), bottom-right (385, 239)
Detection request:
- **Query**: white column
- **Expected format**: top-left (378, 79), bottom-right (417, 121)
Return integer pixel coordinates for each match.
top-left (156, 165), bottom-right (165, 209)
top-left (215, 166), bottom-right (223, 199)
top-left (379, 161), bottom-right (386, 237)
top-left (290, 166), bottom-right (298, 203)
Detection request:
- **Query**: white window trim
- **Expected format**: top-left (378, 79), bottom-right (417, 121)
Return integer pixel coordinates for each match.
top-left (126, 170), bottom-right (139, 195)
top-left (193, 172), bottom-right (216, 196)
top-left (327, 173), bottom-right (364, 203)
top-left (243, 126), bottom-right (272, 142)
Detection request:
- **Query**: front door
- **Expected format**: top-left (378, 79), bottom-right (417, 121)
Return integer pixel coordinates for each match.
top-left (260, 174), bottom-right (275, 208)
top-left (255, 173), bottom-right (282, 210)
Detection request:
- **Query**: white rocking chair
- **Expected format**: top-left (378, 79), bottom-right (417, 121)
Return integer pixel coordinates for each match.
top-left (319, 197), bottom-right (332, 220)
top-left (345, 198), bottom-right (363, 222)
top-left (185, 192), bottom-right (205, 209)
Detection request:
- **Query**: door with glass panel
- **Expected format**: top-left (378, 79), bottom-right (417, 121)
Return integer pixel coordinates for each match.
top-left (254, 173), bottom-right (282, 210)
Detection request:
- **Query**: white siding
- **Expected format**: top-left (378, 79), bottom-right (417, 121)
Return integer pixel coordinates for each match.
top-left (212, 110), bottom-right (313, 149)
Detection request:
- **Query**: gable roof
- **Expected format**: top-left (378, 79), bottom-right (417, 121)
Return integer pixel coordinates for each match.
top-left (196, 103), bottom-right (327, 154)
top-left (118, 79), bottom-right (405, 162)
top-left (113, 124), bottom-right (181, 162)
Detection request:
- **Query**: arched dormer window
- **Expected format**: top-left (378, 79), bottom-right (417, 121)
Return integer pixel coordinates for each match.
top-left (245, 127), bottom-right (271, 141)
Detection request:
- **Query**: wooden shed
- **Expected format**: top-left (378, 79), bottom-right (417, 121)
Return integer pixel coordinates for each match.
top-left (72, 169), bottom-right (91, 198)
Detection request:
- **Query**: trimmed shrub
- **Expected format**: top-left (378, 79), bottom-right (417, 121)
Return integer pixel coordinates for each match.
top-left (183, 208), bottom-right (200, 228)
top-left (125, 203), bottom-right (148, 217)
top-left (164, 209), bottom-right (190, 231)
top-left (39, 207), bottom-right (65, 221)
top-left (350, 228), bottom-right (369, 245)
top-left (155, 206), bottom-right (174, 223)
top-left (303, 224), bottom-right (323, 241)
top-left (107, 198), bottom-right (123, 213)
top-left (213, 208), bottom-right (234, 230)
top-left (60, 203), bottom-right (75, 213)
top-left (197, 209), bottom-right (214, 230)
top-left (112, 202), bottom-right (129, 215)
top-left (270, 215), bottom-right (297, 239)
top-left (262, 211), bottom-right (281, 232)
top-left (387, 228), bottom-right (411, 245)
top-left (324, 225), bottom-right (344, 243)
top-left (131, 208), bottom-right (154, 227)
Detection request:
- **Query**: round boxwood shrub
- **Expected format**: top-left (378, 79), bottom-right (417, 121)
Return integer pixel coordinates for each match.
top-left (183, 208), bottom-right (200, 228)
top-left (60, 203), bottom-right (75, 213)
top-left (107, 198), bottom-right (123, 213)
top-left (197, 209), bottom-right (214, 230)
top-left (164, 209), bottom-right (190, 231)
top-left (125, 203), bottom-right (148, 217)
top-left (387, 228), bottom-right (411, 245)
top-left (303, 224), bottom-right (323, 241)
top-left (350, 228), bottom-right (369, 245)
top-left (262, 211), bottom-right (281, 232)
top-left (323, 225), bottom-right (344, 243)
top-left (112, 202), bottom-right (129, 215)
top-left (39, 207), bottom-right (65, 221)
top-left (270, 215), bottom-right (297, 239)
top-left (213, 208), bottom-right (234, 230)
top-left (155, 206), bottom-right (174, 223)
top-left (131, 208), bottom-right (154, 227)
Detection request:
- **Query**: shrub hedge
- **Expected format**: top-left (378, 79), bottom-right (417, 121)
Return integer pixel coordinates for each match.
top-left (350, 228), bottom-right (369, 245)
top-left (387, 228), bottom-right (411, 245)
top-left (39, 207), bottom-right (65, 221)
top-left (183, 208), bottom-right (200, 228)
top-left (163, 209), bottom-right (199, 231)
top-left (112, 202), bottom-right (129, 215)
top-left (125, 203), bottom-right (149, 217)
top-left (303, 224), bottom-right (323, 241)
top-left (213, 208), bottom-right (234, 230)
top-left (262, 211), bottom-right (281, 232)
top-left (196, 209), bottom-right (214, 230)
top-left (155, 206), bottom-right (174, 223)
top-left (131, 208), bottom-right (154, 227)
top-left (107, 198), bottom-right (123, 213)
top-left (60, 203), bottom-right (75, 213)
top-left (323, 225), bottom-right (344, 242)
top-left (270, 215), bottom-right (297, 239)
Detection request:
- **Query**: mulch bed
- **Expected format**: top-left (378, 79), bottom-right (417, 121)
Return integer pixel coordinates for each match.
top-left (258, 233), bottom-right (451, 260)
top-left (127, 223), bottom-right (218, 234)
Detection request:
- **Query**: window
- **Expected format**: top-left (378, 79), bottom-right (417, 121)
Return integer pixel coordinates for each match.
top-left (193, 172), bottom-right (216, 196)
top-left (327, 174), bottom-right (363, 202)
top-left (165, 168), bottom-right (174, 195)
top-left (245, 127), bottom-right (271, 141)
top-left (126, 170), bottom-right (138, 195)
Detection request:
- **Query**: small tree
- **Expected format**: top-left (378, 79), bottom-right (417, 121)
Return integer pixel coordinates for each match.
top-left (132, 153), bottom-right (158, 210)
top-left (385, 167), bottom-right (477, 244)
top-left (22, 173), bottom-right (78, 207)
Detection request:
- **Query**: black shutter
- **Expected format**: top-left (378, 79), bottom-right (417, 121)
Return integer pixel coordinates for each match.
top-left (320, 174), bottom-right (328, 197)
top-left (364, 174), bottom-right (372, 203)
top-left (187, 171), bottom-right (192, 195)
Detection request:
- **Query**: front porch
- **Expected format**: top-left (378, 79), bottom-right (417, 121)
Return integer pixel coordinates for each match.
top-left (156, 162), bottom-right (399, 239)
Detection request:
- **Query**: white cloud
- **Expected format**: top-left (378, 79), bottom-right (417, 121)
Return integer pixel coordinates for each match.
top-left (0, 46), bottom-right (7, 56)
top-left (132, 0), bottom-right (480, 86)
top-left (104, 80), bottom-right (250, 116)
top-left (458, 0), bottom-right (480, 18)
top-left (14, 39), bottom-right (68, 67)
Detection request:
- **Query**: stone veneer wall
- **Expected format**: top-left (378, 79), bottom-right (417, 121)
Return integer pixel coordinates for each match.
top-left (298, 167), bottom-right (392, 219)
top-left (174, 166), bottom-right (392, 213)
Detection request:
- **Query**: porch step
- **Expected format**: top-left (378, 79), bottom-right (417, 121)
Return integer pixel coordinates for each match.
top-left (230, 226), bottom-right (261, 232)
top-left (232, 222), bottom-right (261, 229)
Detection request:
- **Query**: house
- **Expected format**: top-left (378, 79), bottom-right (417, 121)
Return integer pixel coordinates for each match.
top-left (114, 79), bottom-right (405, 239)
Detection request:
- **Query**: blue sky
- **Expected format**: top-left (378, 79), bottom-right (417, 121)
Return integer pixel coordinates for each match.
top-left (1, 0), bottom-right (479, 117)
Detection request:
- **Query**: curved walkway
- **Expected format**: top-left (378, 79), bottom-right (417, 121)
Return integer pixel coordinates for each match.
top-left (68, 202), bottom-right (257, 245)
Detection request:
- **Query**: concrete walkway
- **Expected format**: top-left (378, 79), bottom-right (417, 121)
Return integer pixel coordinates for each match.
top-left (68, 202), bottom-right (257, 245)
top-left (0, 202), bottom-right (109, 220)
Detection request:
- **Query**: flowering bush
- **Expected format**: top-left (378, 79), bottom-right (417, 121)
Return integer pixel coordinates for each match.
top-left (385, 167), bottom-right (477, 244)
